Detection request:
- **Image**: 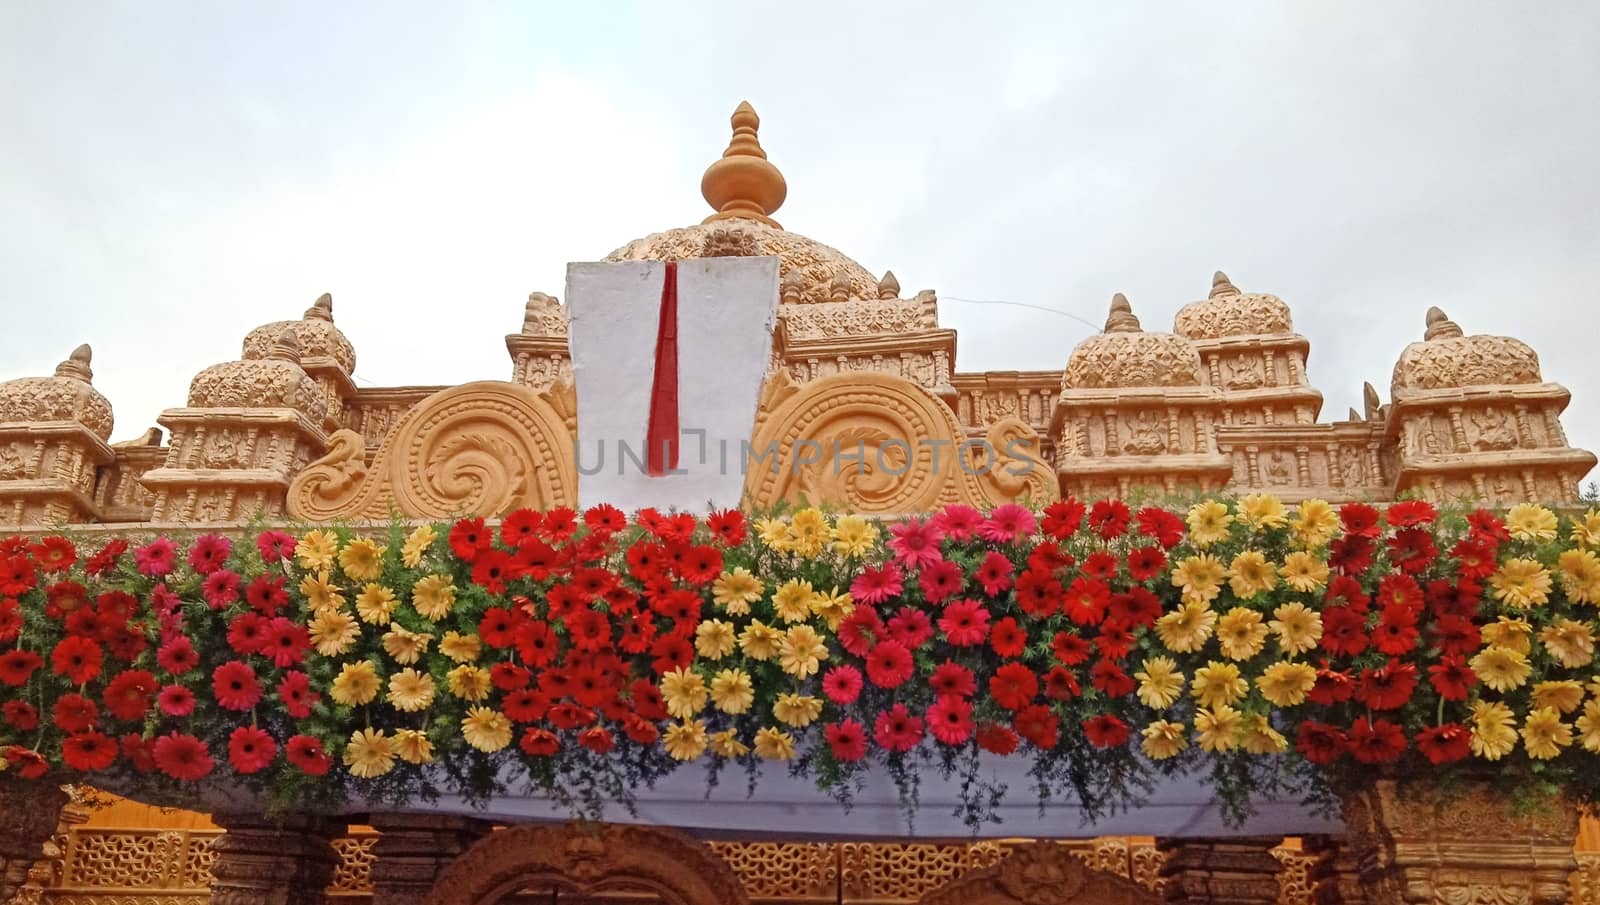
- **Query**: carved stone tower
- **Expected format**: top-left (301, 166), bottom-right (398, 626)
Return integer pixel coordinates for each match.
top-left (0, 345), bottom-right (115, 525)
top-left (1175, 272), bottom-right (1322, 427)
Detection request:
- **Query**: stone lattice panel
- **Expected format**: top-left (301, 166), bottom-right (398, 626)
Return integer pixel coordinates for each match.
top-left (706, 842), bottom-right (837, 901)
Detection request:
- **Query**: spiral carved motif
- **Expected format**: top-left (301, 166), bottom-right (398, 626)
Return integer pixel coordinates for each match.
top-left (742, 372), bottom-right (1057, 515)
top-left (286, 381), bottom-right (576, 520)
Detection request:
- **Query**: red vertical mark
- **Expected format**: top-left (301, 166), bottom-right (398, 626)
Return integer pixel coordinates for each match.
top-left (646, 261), bottom-right (681, 476)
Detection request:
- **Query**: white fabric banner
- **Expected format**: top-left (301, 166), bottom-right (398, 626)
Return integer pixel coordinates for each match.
top-left (566, 257), bottom-right (779, 513)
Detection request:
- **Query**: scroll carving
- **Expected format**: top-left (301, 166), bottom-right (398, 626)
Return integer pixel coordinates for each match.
top-left (920, 841), bottom-right (1159, 905)
top-left (423, 823), bottom-right (748, 905)
top-left (287, 381), bottom-right (577, 521)
top-left (742, 372), bottom-right (1057, 515)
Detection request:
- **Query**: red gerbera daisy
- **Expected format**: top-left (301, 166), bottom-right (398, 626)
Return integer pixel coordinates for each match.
top-left (1041, 498), bottom-right (1086, 539)
top-left (53, 693), bottom-right (98, 732)
top-left (1415, 723), bottom-right (1471, 765)
top-left (1082, 551), bottom-right (1120, 580)
top-left (1320, 606), bottom-right (1369, 657)
top-left (51, 636), bottom-right (102, 684)
top-left (62, 731), bottom-right (118, 771)
top-left (255, 530), bottom-right (296, 563)
top-left (31, 536), bottom-right (77, 573)
top-left (989, 617), bottom-right (1027, 658)
top-left (826, 718), bottom-right (868, 762)
top-left (187, 534), bottom-right (233, 574)
top-left (649, 633), bottom-right (693, 675)
top-left (1466, 508), bottom-right (1510, 546)
top-left (276, 671), bottom-right (318, 719)
top-left (1063, 577), bottom-right (1110, 626)
top-left (1430, 615), bottom-right (1481, 658)
top-left (1126, 545), bottom-right (1168, 582)
top-left (822, 665), bottom-right (865, 704)
top-left (836, 609), bottom-right (885, 657)
top-left (706, 509), bottom-right (746, 546)
top-left (286, 735), bottom-right (333, 775)
top-left (885, 608), bottom-right (933, 649)
top-left (1014, 570), bottom-right (1063, 618)
top-left (1295, 721), bottom-right (1347, 765)
top-left (1385, 499), bottom-right (1437, 527)
top-left (1043, 666), bottom-right (1080, 701)
top-left (928, 695), bottom-right (975, 745)
top-left (158, 684), bottom-right (196, 717)
top-left (866, 641), bottom-right (915, 689)
top-left (2, 700), bottom-right (39, 731)
top-left (1012, 704), bottom-right (1059, 749)
top-left (850, 562), bottom-right (904, 606)
top-left (133, 538), bottom-right (178, 578)
top-left (4, 745), bottom-right (49, 779)
top-left (448, 517), bottom-right (492, 561)
top-left (1083, 713), bottom-right (1130, 748)
top-left (156, 637), bottom-right (200, 675)
top-left (1354, 660), bottom-right (1417, 711)
top-left (1339, 503), bottom-right (1382, 538)
top-left (874, 703), bottom-right (925, 753)
top-left (934, 504), bottom-right (984, 541)
top-left (1095, 623), bottom-right (1136, 660)
top-left (1090, 660), bottom-right (1136, 698)
top-left (201, 570), bottom-right (242, 609)
top-left (1087, 499), bottom-right (1131, 539)
top-left (501, 509), bottom-right (543, 547)
top-left (153, 732), bottom-right (214, 781)
top-left (102, 670), bottom-right (158, 721)
top-left (212, 660), bottom-right (262, 711)
top-left (887, 519), bottom-right (944, 570)
top-left (1428, 655), bottom-right (1476, 701)
top-left (1052, 631), bottom-right (1092, 666)
top-left (519, 728), bottom-right (561, 756)
top-left (929, 661), bottom-right (977, 698)
top-left (918, 559), bottom-right (965, 603)
top-left (976, 722), bottom-right (1020, 756)
top-left (1307, 667), bottom-right (1354, 705)
top-left (989, 662), bottom-right (1038, 710)
top-left (1134, 506), bottom-right (1185, 548)
top-left (974, 551), bottom-right (1014, 597)
top-left (1348, 718), bottom-right (1406, 764)
top-left (1328, 535), bottom-right (1375, 575)
top-left (228, 726), bottom-right (277, 774)
top-left (0, 649), bottom-right (43, 686)
top-left (630, 678), bottom-right (668, 721)
top-left (938, 599), bottom-right (990, 647)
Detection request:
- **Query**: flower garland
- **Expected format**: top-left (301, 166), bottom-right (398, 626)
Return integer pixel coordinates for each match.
top-left (1, 497), bottom-right (1598, 826)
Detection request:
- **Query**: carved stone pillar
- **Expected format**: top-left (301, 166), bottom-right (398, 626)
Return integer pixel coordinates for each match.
top-left (1340, 778), bottom-right (1578, 905)
top-left (0, 783), bottom-right (70, 903)
top-left (208, 813), bottom-right (340, 905)
top-left (1302, 835), bottom-right (1362, 905)
top-left (1157, 837), bottom-right (1283, 905)
top-left (368, 814), bottom-right (492, 905)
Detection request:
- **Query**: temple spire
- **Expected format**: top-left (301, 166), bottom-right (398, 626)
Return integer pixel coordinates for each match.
top-left (1210, 270), bottom-right (1240, 298)
top-left (1104, 293), bottom-right (1142, 333)
top-left (701, 101), bottom-right (788, 229)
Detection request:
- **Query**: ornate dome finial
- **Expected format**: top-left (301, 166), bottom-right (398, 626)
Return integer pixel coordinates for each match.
top-left (55, 344), bottom-right (94, 382)
top-left (304, 292), bottom-right (334, 322)
top-left (701, 101), bottom-right (788, 230)
top-left (877, 270), bottom-right (900, 299)
top-left (1424, 306), bottom-right (1464, 341)
top-left (1105, 292), bottom-right (1142, 333)
top-left (828, 269), bottom-right (853, 302)
top-left (266, 330), bottom-right (302, 365)
top-left (1210, 270), bottom-right (1240, 298)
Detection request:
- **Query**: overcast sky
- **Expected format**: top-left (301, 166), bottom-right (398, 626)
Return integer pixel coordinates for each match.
top-left (3, 2), bottom-right (1598, 482)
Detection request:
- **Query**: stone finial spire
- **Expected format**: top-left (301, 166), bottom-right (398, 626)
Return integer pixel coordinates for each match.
top-left (1363, 381), bottom-right (1383, 420)
top-left (1105, 293), bottom-right (1142, 333)
top-left (877, 270), bottom-right (900, 299)
top-left (266, 330), bottom-right (302, 365)
top-left (701, 101), bottom-right (788, 229)
top-left (54, 344), bottom-right (94, 382)
top-left (828, 269), bottom-right (852, 302)
top-left (1210, 270), bottom-right (1240, 298)
top-left (304, 293), bottom-right (334, 322)
top-left (1424, 306), bottom-right (1464, 341)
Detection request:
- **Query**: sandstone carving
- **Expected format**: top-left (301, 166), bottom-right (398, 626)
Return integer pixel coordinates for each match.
top-left (921, 841), bottom-right (1159, 905)
top-left (287, 380), bottom-right (578, 520)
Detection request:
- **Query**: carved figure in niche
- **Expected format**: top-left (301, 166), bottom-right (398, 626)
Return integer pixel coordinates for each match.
top-left (1265, 451), bottom-right (1293, 485)
top-left (1494, 474), bottom-right (1514, 501)
top-left (1342, 451), bottom-right (1364, 487)
top-left (1470, 406), bottom-right (1519, 452)
top-left (205, 429), bottom-right (241, 468)
top-left (0, 444), bottom-right (23, 480)
top-left (1410, 421), bottom-right (1444, 456)
top-left (1224, 352), bottom-right (1265, 390)
top-left (1123, 412), bottom-right (1167, 456)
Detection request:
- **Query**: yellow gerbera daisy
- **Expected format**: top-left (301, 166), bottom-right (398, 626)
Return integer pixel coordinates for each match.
top-left (339, 537), bottom-right (385, 582)
top-left (755, 518), bottom-right (791, 553)
top-left (712, 568), bottom-right (763, 614)
top-left (788, 508), bottom-right (830, 558)
top-left (664, 720), bottom-right (708, 760)
top-left (1539, 618), bottom-right (1596, 668)
top-left (1521, 707), bottom-right (1573, 760)
top-left (1191, 661), bottom-right (1248, 710)
top-left (1215, 607), bottom-right (1269, 661)
top-left (1141, 720), bottom-right (1188, 759)
top-left (355, 583), bottom-right (398, 626)
top-left (1257, 661), bottom-right (1317, 707)
top-left (1289, 499), bottom-right (1339, 549)
top-left (1576, 700), bottom-right (1600, 753)
top-left (401, 524), bottom-right (437, 569)
top-left (810, 588), bottom-right (854, 631)
top-left (709, 728), bottom-right (749, 758)
top-left (1470, 646), bottom-right (1532, 692)
top-left (393, 728), bottom-right (434, 765)
top-left (411, 575), bottom-right (456, 621)
top-left (330, 661), bottom-right (381, 706)
top-left (695, 619), bottom-right (737, 661)
top-left (1239, 493), bottom-right (1288, 530)
top-left (1135, 656), bottom-right (1185, 709)
top-left (381, 625), bottom-right (433, 665)
top-left (1490, 558), bottom-right (1552, 608)
top-left (709, 669), bottom-right (755, 715)
top-left (439, 631), bottom-right (481, 663)
top-left (1481, 616), bottom-right (1534, 654)
top-left (1279, 551), bottom-right (1330, 593)
top-left (344, 728), bottom-right (395, 778)
top-left (1195, 705), bottom-right (1243, 753)
top-left (661, 667), bottom-right (709, 719)
top-left (386, 668), bottom-right (436, 712)
top-left (779, 625), bottom-right (828, 678)
top-left (739, 620), bottom-right (783, 661)
top-left (773, 693), bottom-right (824, 728)
top-left (1240, 713), bottom-right (1288, 754)
top-left (445, 665), bottom-right (492, 701)
top-left (1227, 551), bottom-right (1278, 598)
top-left (1269, 602), bottom-right (1323, 656)
top-left (1469, 700), bottom-right (1517, 761)
top-left (1571, 508), bottom-right (1600, 549)
top-left (1532, 680), bottom-right (1585, 715)
top-left (295, 529), bottom-right (338, 572)
top-left (1186, 500), bottom-right (1234, 548)
top-left (1506, 503), bottom-right (1558, 542)
top-left (773, 579), bottom-right (817, 624)
top-left (1557, 549), bottom-right (1600, 604)
top-left (1171, 554), bottom-right (1226, 604)
top-left (309, 609), bottom-right (360, 657)
top-left (832, 515), bottom-right (879, 558)
top-left (753, 726), bottom-right (796, 760)
top-left (300, 572), bottom-right (344, 613)
top-left (1155, 601), bottom-right (1218, 653)
top-left (460, 707), bottom-right (512, 753)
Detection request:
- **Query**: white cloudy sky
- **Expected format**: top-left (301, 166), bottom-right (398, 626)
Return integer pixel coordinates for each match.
top-left (3, 2), bottom-right (1598, 481)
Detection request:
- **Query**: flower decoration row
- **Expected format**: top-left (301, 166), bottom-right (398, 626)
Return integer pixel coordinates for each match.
top-left (2, 496), bottom-right (1598, 825)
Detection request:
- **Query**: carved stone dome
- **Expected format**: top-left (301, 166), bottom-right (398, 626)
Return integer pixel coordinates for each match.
top-left (242, 294), bottom-right (356, 373)
top-left (604, 102), bottom-right (882, 304)
top-left (1391, 306), bottom-right (1542, 397)
top-left (188, 332), bottom-right (330, 424)
top-left (0, 345), bottom-right (114, 441)
top-left (1064, 295), bottom-right (1205, 390)
top-left (1173, 271), bottom-right (1294, 339)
